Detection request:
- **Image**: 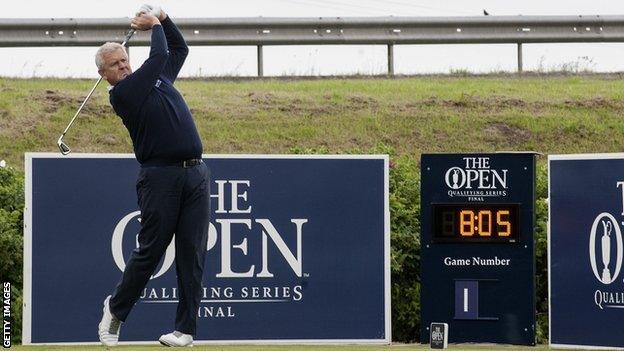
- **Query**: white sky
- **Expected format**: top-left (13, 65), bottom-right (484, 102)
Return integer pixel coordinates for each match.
top-left (1, 0), bottom-right (624, 77)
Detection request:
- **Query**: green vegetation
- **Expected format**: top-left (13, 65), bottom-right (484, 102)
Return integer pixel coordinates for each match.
top-left (2, 76), bottom-right (624, 169)
top-left (0, 166), bottom-right (23, 345)
top-left (1, 75), bottom-right (623, 346)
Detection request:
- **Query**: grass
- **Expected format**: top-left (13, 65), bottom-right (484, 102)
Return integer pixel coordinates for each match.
top-left (9, 344), bottom-right (554, 350)
top-left (2, 75), bottom-right (624, 171)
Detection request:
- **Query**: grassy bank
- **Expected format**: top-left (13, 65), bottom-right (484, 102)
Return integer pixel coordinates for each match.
top-left (2, 76), bottom-right (624, 169)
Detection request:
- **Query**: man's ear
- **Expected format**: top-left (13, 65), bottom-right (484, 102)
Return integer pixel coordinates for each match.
top-left (98, 69), bottom-right (107, 81)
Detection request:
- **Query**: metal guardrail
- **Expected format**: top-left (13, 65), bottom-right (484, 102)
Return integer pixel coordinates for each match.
top-left (2, 15), bottom-right (624, 75)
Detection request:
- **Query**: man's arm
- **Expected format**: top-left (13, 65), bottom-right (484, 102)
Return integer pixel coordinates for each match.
top-left (160, 15), bottom-right (189, 82)
top-left (113, 14), bottom-right (169, 110)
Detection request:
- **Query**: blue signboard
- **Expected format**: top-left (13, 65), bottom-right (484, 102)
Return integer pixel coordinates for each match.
top-left (420, 153), bottom-right (536, 345)
top-left (23, 153), bottom-right (389, 345)
top-left (549, 154), bottom-right (624, 349)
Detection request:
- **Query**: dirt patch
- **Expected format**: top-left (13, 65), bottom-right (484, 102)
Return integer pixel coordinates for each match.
top-left (409, 95), bottom-right (621, 112)
top-left (563, 97), bottom-right (624, 109)
top-left (276, 103), bottom-right (330, 116)
top-left (417, 96), bottom-right (529, 110)
top-left (247, 92), bottom-right (276, 105)
top-left (37, 90), bottom-right (81, 113)
top-left (35, 89), bottom-right (111, 116)
top-left (97, 134), bottom-right (119, 146)
top-left (246, 91), bottom-right (334, 116)
top-left (82, 104), bottom-right (111, 116)
top-left (418, 96), bottom-right (473, 108)
top-left (496, 97), bottom-right (528, 108)
top-left (483, 122), bottom-right (532, 144)
top-left (246, 91), bottom-right (378, 115)
top-left (346, 94), bottom-right (379, 108)
top-left (0, 113), bottom-right (51, 136)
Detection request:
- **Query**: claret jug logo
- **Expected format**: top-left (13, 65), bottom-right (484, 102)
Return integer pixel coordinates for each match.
top-left (592, 182), bottom-right (624, 310)
top-left (111, 179), bottom-right (309, 318)
top-left (589, 213), bottom-right (623, 285)
top-left (444, 157), bottom-right (508, 202)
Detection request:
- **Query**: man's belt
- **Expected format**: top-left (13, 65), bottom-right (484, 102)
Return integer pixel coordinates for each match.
top-left (181, 159), bottom-right (202, 168)
top-left (141, 158), bottom-right (203, 168)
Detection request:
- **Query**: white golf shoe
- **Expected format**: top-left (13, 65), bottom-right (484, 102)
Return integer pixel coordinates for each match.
top-left (159, 331), bottom-right (194, 347)
top-left (98, 295), bottom-right (122, 346)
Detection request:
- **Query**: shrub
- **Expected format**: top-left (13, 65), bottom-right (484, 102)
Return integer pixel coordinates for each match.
top-left (389, 153), bottom-right (421, 341)
top-left (535, 162), bottom-right (549, 343)
top-left (0, 166), bottom-right (24, 344)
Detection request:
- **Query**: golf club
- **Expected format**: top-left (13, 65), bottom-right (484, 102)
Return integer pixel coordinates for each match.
top-left (57, 28), bottom-right (136, 155)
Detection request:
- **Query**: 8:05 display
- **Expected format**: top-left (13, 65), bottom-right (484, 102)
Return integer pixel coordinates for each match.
top-left (432, 204), bottom-right (519, 243)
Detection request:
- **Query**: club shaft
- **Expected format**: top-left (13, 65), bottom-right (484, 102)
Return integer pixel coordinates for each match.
top-left (121, 29), bottom-right (136, 46)
top-left (59, 28), bottom-right (135, 138)
top-left (60, 76), bottom-right (103, 136)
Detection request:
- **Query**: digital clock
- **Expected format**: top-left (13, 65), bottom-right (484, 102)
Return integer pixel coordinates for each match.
top-left (432, 204), bottom-right (519, 243)
top-left (421, 153), bottom-right (535, 345)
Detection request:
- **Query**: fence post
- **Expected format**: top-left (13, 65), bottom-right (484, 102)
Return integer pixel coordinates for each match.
top-left (257, 45), bottom-right (264, 77)
top-left (517, 43), bottom-right (523, 73)
top-left (387, 44), bottom-right (394, 76)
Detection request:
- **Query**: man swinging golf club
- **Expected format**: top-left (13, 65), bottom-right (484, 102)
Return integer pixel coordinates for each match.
top-left (96, 4), bottom-right (209, 347)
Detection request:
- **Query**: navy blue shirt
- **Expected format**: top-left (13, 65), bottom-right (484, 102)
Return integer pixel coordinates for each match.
top-left (109, 17), bottom-right (203, 165)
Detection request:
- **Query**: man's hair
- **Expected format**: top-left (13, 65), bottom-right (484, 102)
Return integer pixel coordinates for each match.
top-left (95, 42), bottom-right (127, 70)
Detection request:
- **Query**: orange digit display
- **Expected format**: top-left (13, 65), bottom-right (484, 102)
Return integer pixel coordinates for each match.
top-left (497, 210), bottom-right (511, 237)
top-left (478, 210), bottom-right (492, 236)
top-left (460, 210), bottom-right (475, 236)
top-left (433, 205), bottom-right (518, 243)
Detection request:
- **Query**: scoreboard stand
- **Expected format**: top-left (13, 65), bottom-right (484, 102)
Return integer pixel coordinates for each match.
top-left (420, 153), bottom-right (536, 345)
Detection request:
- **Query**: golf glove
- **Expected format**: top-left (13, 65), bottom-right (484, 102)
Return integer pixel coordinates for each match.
top-left (139, 4), bottom-right (161, 18)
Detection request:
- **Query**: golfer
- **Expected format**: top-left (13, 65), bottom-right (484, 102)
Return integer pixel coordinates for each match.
top-left (95, 5), bottom-right (209, 347)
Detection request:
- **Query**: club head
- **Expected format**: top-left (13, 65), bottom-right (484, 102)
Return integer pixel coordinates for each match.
top-left (57, 136), bottom-right (71, 155)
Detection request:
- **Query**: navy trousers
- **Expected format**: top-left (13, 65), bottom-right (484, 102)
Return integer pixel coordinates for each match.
top-left (109, 162), bottom-right (209, 336)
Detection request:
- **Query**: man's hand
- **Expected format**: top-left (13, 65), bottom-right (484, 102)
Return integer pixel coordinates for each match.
top-left (139, 4), bottom-right (167, 21)
top-left (131, 13), bottom-right (160, 31)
